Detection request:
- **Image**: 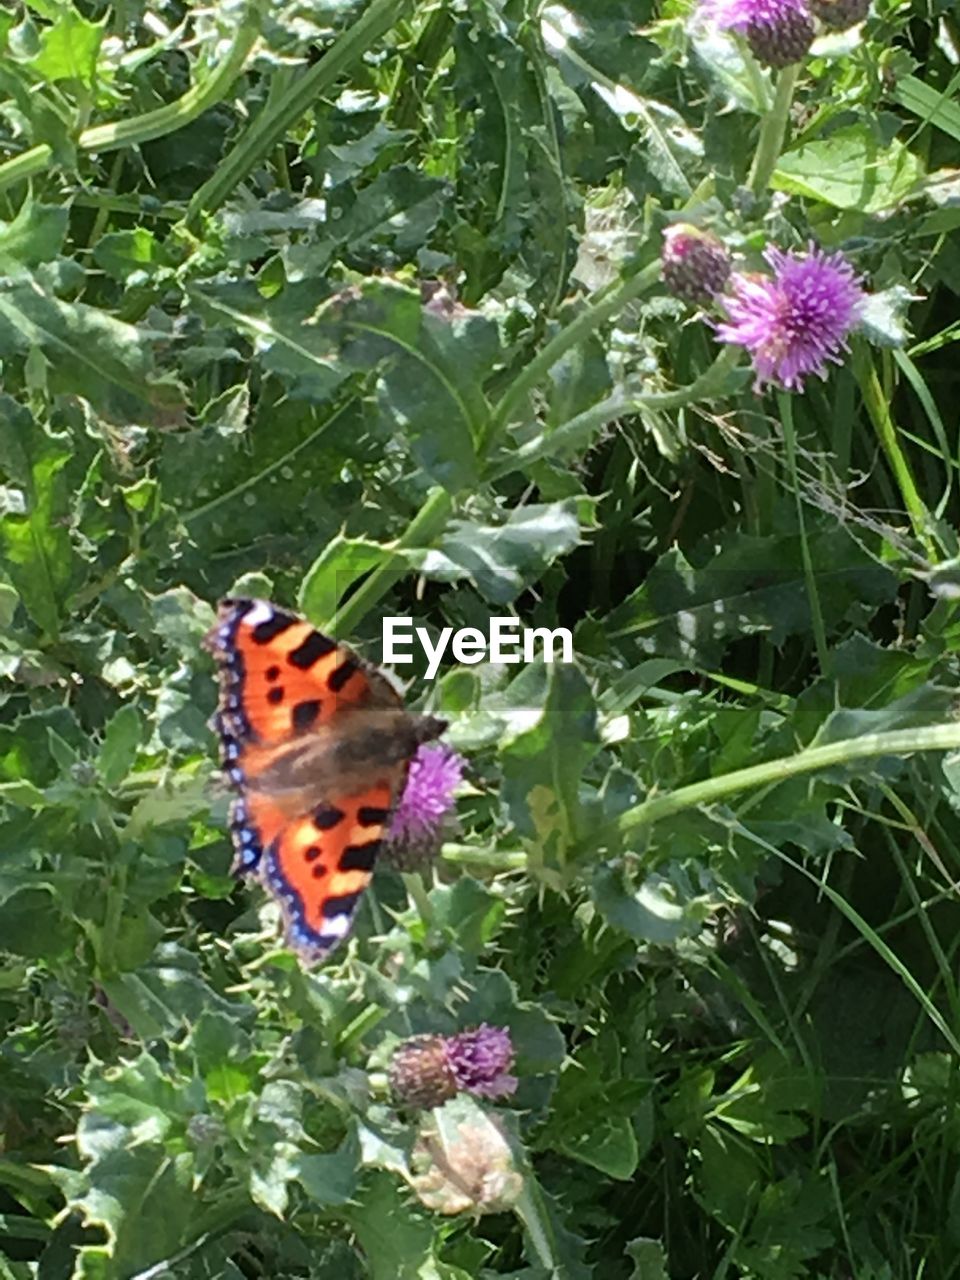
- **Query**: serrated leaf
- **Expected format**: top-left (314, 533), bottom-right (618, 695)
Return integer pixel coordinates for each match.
top-left (591, 862), bottom-right (712, 945)
top-left (0, 274), bottom-right (185, 423)
top-left (28, 7), bottom-right (104, 86)
top-left (414, 501), bottom-right (584, 604)
top-left (49, 1144), bottom-right (195, 1279)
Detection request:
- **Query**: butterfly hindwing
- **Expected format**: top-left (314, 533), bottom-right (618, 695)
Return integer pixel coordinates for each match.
top-left (261, 783), bottom-right (394, 959)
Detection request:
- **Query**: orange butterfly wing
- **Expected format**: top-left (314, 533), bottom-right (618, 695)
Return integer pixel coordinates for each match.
top-left (204, 597), bottom-right (402, 962)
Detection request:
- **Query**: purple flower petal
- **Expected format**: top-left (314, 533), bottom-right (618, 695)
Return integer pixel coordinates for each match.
top-left (388, 742), bottom-right (464, 846)
top-left (714, 244), bottom-right (864, 392)
top-left (444, 1025), bottom-right (518, 1100)
top-left (700, 0), bottom-right (809, 33)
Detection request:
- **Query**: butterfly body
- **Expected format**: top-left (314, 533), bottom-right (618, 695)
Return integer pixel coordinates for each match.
top-left (203, 598), bottom-right (446, 961)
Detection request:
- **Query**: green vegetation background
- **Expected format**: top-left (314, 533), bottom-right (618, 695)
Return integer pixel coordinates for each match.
top-left (1, 1), bottom-right (960, 1277)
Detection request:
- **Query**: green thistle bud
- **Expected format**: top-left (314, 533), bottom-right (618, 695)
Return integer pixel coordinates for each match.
top-left (810, 0), bottom-right (870, 30)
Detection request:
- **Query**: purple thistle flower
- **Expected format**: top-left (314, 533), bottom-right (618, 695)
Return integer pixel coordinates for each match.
top-left (714, 244), bottom-right (864, 392)
top-left (700, 0), bottom-right (815, 68)
top-left (388, 1025), bottom-right (518, 1109)
top-left (388, 742), bottom-right (464, 847)
top-left (444, 1025), bottom-right (518, 1100)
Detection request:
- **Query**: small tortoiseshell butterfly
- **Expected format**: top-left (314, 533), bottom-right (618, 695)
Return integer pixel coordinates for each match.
top-left (204, 598), bottom-right (447, 963)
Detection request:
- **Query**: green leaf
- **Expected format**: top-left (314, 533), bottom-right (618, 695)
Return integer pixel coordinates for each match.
top-left (92, 228), bottom-right (173, 282)
top-left (51, 1143), bottom-right (195, 1278)
top-left (0, 888), bottom-right (72, 958)
top-left (298, 534), bottom-right (395, 625)
top-left (772, 124), bottom-right (924, 212)
top-left (0, 397), bottom-right (77, 640)
top-left (295, 1132), bottom-right (359, 1207)
top-left (414, 500), bottom-right (585, 604)
top-left (313, 166), bottom-right (449, 268)
top-left (544, 1028), bottom-right (645, 1179)
top-left (342, 1172), bottom-right (438, 1280)
top-left (28, 7), bottom-right (105, 86)
top-left (0, 199), bottom-right (68, 266)
top-left (0, 273), bottom-right (185, 424)
top-left (605, 525), bottom-right (896, 668)
top-left (627, 1238), bottom-right (669, 1280)
top-left (97, 705), bottom-right (143, 789)
top-left (499, 663), bottom-right (599, 865)
top-left (315, 279), bottom-right (483, 492)
top-left (591, 862), bottom-right (713, 945)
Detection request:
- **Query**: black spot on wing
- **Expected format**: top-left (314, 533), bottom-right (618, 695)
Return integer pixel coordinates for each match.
top-left (288, 631), bottom-right (337, 669)
top-left (313, 804), bottom-right (346, 831)
top-left (267, 686), bottom-right (284, 705)
top-left (292, 699), bottom-right (322, 733)
top-left (328, 657), bottom-right (359, 693)
top-left (266, 665), bottom-right (281, 681)
top-left (252, 611), bottom-right (298, 644)
top-left (357, 805), bottom-right (390, 827)
top-left (323, 891), bottom-right (362, 919)
top-left (339, 842), bottom-right (380, 873)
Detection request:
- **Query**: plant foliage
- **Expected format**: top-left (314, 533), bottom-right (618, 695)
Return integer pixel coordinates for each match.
top-left (1, 0), bottom-right (960, 1277)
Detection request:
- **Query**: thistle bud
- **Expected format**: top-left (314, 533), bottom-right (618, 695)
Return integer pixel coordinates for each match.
top-left (745, 6), bottom-right (815, 67)
top-left (810, 0), bottom-right (870, 30)
top-left (699, 0), bottom-right (815, 70)
top-left (388, 1035), bottom-right (458, 1110)
top-left (661, 225), bottom-right (732, 305)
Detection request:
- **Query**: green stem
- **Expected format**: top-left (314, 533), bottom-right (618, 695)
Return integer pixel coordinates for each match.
top-left (489, 346), bottom-right (741, 481)
top-left (0, 5), bottom-right (262, 196)
top-left (779, 392), bottom-right (829, 672)
top-left (615, 722), bottom-right (960, 840)
top-left (328, 486), bottom-right (452, 633)
top-left (853, 344), bottom-right (938, 561)
top-left (747, 63), bottom-right (800, 197)
top-left (491, 261), bottom-right (661, 433)
top-left (440, 843), bottom-right (528, 871)
top-left (185, 0), bottom-right (414, 230)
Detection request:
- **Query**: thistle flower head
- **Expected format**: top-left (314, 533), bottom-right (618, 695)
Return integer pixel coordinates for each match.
top-left (388, 742), bottom-right (464, 849)
top-left (388, 1024), bottom-right (517, 1109)
top-left (661, 224), bottom-right (732, 305)
top-left (700, 0), bottom-right (815, 68)
top-left (715, 244), bottom-right (864, 392)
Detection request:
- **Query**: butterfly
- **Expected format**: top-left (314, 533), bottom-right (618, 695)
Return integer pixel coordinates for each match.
top-left (203, 598), bottom-right (447, 963)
